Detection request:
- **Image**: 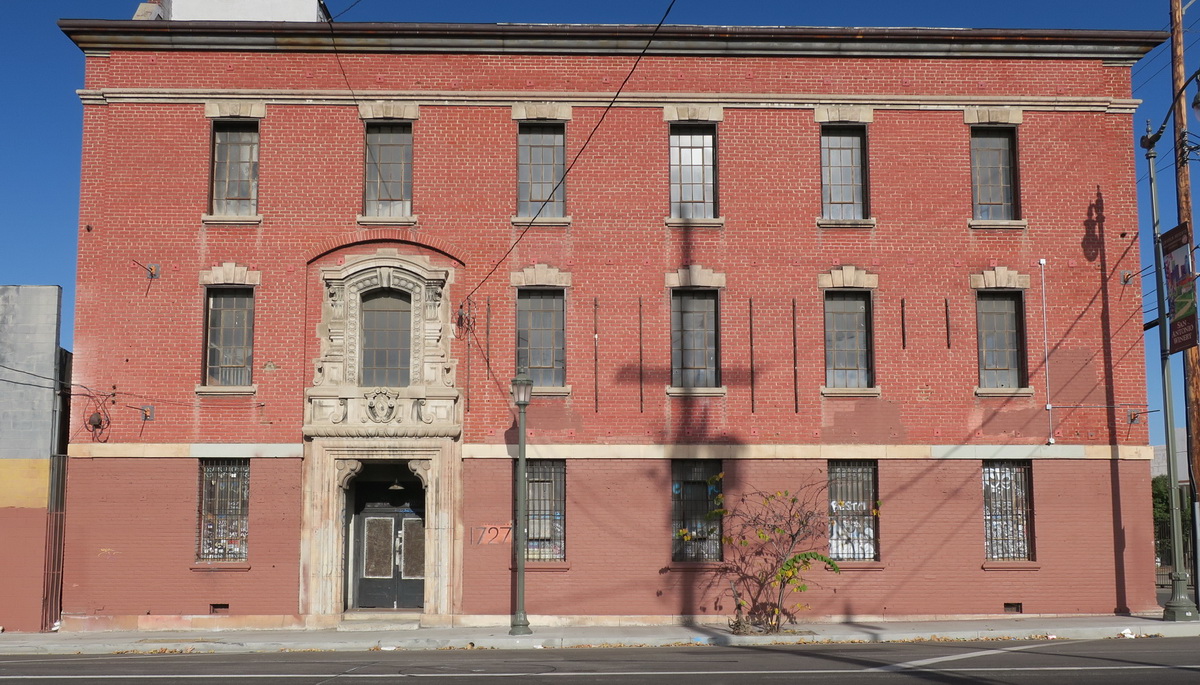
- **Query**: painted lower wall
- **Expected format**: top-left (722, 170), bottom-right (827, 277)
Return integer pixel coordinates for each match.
top-left (0, 508), bottom-right (49, 632)
top-left (60, 457), bottom-right (303, 625)
top-left (56, 445), bottom-right (1156, 629)
top-left (461, 457), bottom-right (1157, 619)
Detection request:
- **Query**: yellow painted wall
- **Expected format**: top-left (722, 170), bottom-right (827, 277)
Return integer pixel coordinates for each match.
top-left (0, 459), bottom-right (49, 508)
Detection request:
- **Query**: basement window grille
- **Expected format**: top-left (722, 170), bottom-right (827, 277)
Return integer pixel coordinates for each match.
top-left (525, 460), bottom-right (566, 561)
top-left (982, 460), bottom-right (1034, 561)
top-left (828, 460), bottom-right (880, 561)
top-left (672, 460), bottom-right (722, 562)
top-left (197, 458), bottom-right (250, 561)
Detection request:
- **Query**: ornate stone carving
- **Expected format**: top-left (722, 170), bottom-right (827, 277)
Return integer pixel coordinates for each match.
top-left (970, 266), bottom-right (1030, 289)
top-left (335, 459), bottom-right (363, 490)
top-left (818, 265), bottom-right (878, 289)
top-left (407, 459), bottom-right (432, 488)
top-left (305, 251), bottom-right (461, 439)
top-left (363, 388), bottom-right (402, 423)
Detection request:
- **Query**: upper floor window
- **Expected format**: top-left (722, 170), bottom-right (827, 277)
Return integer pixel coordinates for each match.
top-left (364, 122), bottom-right (413, 218)
top-left (517, 122), bottom-right (565, 217)
top-left (824, 290), bottom-right (873, 389)
top-left (210, 120), bottom-right (259, 216)
top-left (517, 289), bottom-right (566, 387)
top-left (821, 125), bottom-right (868, 220)
top-left (976, 290), bottom-right (1027, 390)
top-left (970, 128), bottom-right (1018, 221)
top-left (360, 290), bottom-right (412, 387)
top-left (671, 289), bottom-right (720, 389)
top-left (669, 123), bottom-right (717, 219)
top-left (204, 287), bottom-right (254, 387)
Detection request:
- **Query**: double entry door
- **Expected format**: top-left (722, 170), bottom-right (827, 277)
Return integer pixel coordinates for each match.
top-left (350, 474), bottom-right (425, 609)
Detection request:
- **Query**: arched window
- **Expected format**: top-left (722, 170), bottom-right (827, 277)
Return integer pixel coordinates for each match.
top-left (360, 290), bottom-right (411, 387)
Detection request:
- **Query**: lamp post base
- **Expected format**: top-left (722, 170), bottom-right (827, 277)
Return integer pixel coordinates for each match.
top-left (509, 615), bottom-right (532, 636)
top-left (1164, 572), bottom-right (1200, 621)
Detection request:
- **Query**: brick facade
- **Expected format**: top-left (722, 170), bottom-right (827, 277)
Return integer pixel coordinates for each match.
top-left (55, 18), bottom-right (1164, 630)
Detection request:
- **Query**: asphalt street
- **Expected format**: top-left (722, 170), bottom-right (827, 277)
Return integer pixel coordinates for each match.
top-left (1, 636), bottom-right (1198, 684)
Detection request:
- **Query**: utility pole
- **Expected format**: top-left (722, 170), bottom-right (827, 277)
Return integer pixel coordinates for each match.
top-left (1171, 0), bottom-right (1200, 614)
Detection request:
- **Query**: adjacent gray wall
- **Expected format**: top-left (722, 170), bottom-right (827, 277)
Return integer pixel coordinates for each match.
top-left (0, 285), bottom-right (62, 460)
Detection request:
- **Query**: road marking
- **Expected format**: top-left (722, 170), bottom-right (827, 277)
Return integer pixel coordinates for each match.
top-left (865, 639), bottom-right (1075, 671)
top-left (5, 664), bottom-right (1200, 679)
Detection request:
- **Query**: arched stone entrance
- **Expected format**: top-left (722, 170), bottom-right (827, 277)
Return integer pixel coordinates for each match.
top-left (299, 251), bottom-right (462, 627)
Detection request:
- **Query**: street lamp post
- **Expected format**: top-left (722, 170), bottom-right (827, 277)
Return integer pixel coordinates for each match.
top-left (509, 371), bottom-right (534, 636)
top-left (1143, 126), bottom-right (1200, 621)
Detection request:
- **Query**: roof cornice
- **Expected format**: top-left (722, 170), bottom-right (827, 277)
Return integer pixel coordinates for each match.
top-left (57, 20), bottom-right (1166, 60)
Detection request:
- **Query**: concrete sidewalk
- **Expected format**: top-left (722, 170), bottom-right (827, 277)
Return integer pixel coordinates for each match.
top-left (1, 615), bottom-right (1199, 655)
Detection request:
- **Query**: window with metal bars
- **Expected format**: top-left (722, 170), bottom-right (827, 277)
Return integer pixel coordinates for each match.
top-left (363, 122), bottom-right (413, 218)
top-left (517, 122), bottom-right (565, 217)
top-left (210, 120), bottom-right (259, 216)
top-left (360, 290), bottom-right (412, 387)
top-left (976, 291), bottom-right (1027, 389)
top-left (824, 291), bottom-right (873, 388)
top-left (671, 289), bottom-right (720, 388)
top-left (970, 127), bottom-right (1019, 220)
top-left (197, 459), bottom-right (250, 561)
top-left (669, 123), bottom-right (717, 219)
top-left (982, 460), bottom-right (1034, 560)
top-left (672, 460), bottom-right (722, 562)
top-left (821, 125), bottom-right (868, 220)
top-left (525, 460), bottom-right (566, 561)
top-left (204, 287), bottom-right (254, 386)
top-left (516, 289), bottom-right (566, 387)
top-left (828, 460), bottom-right (879, 561)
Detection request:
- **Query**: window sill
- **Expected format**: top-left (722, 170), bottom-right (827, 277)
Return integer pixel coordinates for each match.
top-left (532, 385), bottom-right (571, 397)
top-left (526, 561), bottom-right (570, 572)
top-left (191, 562), bottom-right (251, 572)
top-left (511, 216), bottom-right (571, 227)
top-left (667, 561), bottom-right (723, 572)
top-left (202, 214), bottom-right (263, 225)
top-left (667, 386), bottom-right (727, 397)
top-left (817, 218), bottom-right (876, 229)
top-left (974, 386), bottom-right (1034, 398)
top-left (834, 560), bottom-right (886, 571)
top-left (357, 214), bottom-right (418, 227)
top-left (196, 384), bottom-right (257, 396)
top-left (821, 386), bottom-right (881, 397)
top-left (982, 560), bottom-right (1040, 571)
top-left (969, 219), bottom-right (1028, 230)
top-left (664, 217), bottom-right (724, 229)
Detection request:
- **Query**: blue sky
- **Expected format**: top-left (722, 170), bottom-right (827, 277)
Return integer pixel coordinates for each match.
top-left (2, 0), bottom-right (1187, 443)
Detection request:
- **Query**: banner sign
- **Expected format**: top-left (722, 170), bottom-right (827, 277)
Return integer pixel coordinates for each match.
top-left (1163, 222), bottom-right (1197, 353)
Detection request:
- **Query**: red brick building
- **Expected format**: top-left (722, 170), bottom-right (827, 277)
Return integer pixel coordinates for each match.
top-left (55, 2), bottom-right (1165, 630)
